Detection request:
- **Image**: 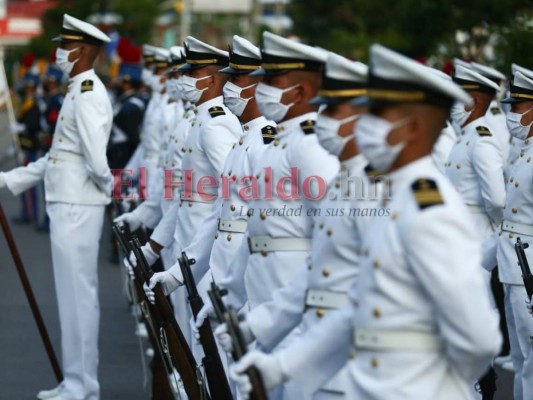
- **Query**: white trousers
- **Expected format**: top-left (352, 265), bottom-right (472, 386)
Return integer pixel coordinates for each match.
top-left (504, 283), bottom-right (533, 400)
top-left (47, 202), bottom-right (105, 400)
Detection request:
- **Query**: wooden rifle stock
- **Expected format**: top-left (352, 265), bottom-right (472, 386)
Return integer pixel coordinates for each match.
top-left (178, 252), bottom-right (233, 400)
top-left (130, 238), bottom-right (207, 400)
top-left (208, 283), bottom-right (268, 400)
top-left (515, 237), bottom-right (533, 298)
top-left (112, 223), bottom-right (175, 399)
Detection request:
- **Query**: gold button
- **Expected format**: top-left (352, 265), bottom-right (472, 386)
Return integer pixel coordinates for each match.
top-left (227, 234), bottom-right (232, 242)
top-left (239, 138), bottom-right (244, 145)
top-left (188, 148), bottom-right (192, 152)
top-left (391, 212), bottom-right (398, 220)
top-left (373, 259), bottom-right (380, 269)
top-left (498, 231), bottom-right (502, 236)
top-left (172, 163), bottom-right (176, 167)
top-left (230, 204), bottom-right (236, 212)
top-left (228, 170), bottom-right (232, 176)
top-left (326, 229), bottom-right (333, 237)
top-left (348, 350), bottom-right (356, 359)
top-left (520, 151), bottom-right (525, 157)
top-left (526, 139), bottom-right (530, 145)
top-left (322, 268), bottom-right (330, 277)
top-left (373, 308), bottom-right (381, 318)
top-left (214, 232), bottom-right (219, 239)
top-left (256, 173), bottom-right (260, 179)
top-left (510, 177), bottom-right (514, 182)
top-left (319, 223), bottom-right (324, 229)
top-left (307, 263), bottom-right (312, 270)
top-left (260, 212), bottom-right (266, 220)
top-left (181, 147), bottom-right (186, 152)
top-left (274, 139), bottom-right (280, 146)
top-left (247, 209), bottom-right (253, 217)
top-left (246, 146), bottom-right (249, 152)
top-left (371, 358), bottom-right (379, 368)
top-left (456, 164), bottom-right (461, 169)
top-left (260, 250), bottom-right (268, 257)
top-left (512, 208), bottom-right (518, 214)
top-left (282, 143), bottom-right (287, 149)
top-left (188, 202), bottom-right (192, 207)
top-left (352, 299), bottom-right (359, 307)
top-left (528, 157), bottom-right (531, 163)
top-left (232, 143), bottom-right (236, 149)
top-left (61, 116), bottom-right (64, 121)
top-left (53, 159), bottom-right (57, 164)
top-left (316, 308), bottom-right (325, 318)
top-left (466, 141), bottom-right (470, 146)
top-left (335, 181), bottom-right (341, 189)
top-left (515, 181), bottom-right (520, 188)
top-left (58, 137), bottom-right (63, 142)
top-left (509, 233), bottom-right (514, 238)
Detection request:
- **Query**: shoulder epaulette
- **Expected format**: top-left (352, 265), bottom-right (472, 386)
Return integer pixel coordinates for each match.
top-left (208, 106), bottom-right (225, 118)
top-left (300, 119), bottom-right (316, 134)
top-left (490, 106), bottom-right (502, 115)
top-left (261, 125), bottom-right (277, 144)
top-left (81, 80), bottom-right (94, 93)
top-left (364, 164), bottom-right (381, 180)
top-left (411, 178), bottom-right (443, 210)
top-left (476, 126), bottom-right (492, 137)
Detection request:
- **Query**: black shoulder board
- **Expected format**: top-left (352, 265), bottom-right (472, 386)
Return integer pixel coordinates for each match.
top-left (81, 80), bottom-right (94, 93)
top-left (411, 178), bottom-right (444, 210)
top-left (476, 126), bottom-right (492, 137)
top-left (300, 119), bottom-right (316, 134)
top-left (364, 164), bottom-right (381, 179)
top-left (208, 106), bottom-right (225, 118)
top-left (490, 107), bottom-right (502, 115)
top-left (261, 125), bottom-right (278, 144)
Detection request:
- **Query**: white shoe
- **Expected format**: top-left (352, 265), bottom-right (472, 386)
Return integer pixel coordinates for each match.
top-left (37, 384), bottom-right (63, 399)
top-left (502, 360), bottom-right (515, 372)
top-left (494, 354), bottom-right (512, 367)
top-left (135, 322), bottom-right (148, 338)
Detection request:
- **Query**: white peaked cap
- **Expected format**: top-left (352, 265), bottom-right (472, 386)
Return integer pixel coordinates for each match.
top-left (470, 62), bottom-right (506, 81)
top-left (454, 64), bottom-right (501, 93)
top-left (366, 44), bottom-right (472, 107)
top-left (233, 35), bottom-right (260, 59)
top-left (53, 13), bottom-right (110, 45)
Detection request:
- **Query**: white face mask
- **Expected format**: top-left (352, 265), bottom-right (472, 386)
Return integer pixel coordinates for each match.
top-left (141, 69), bottom-right (153, 86)
top-left (355, 114), bottom-right (410, 173)
top-left (450, 102), bottom-right (472, 133)
top-left (150, 74), bottom-right (165, 94)
top-left (315, 113), bottom-right (359, 156)
top-left (166, 78), bottom-right (179, 101)
top-left (55, 47), bottom-right (80, 76)
top-left (255, 82), bottom-right (300, 122)
top-left (180, 75), bottom-right (212, 103)
top-left (223, 81), bottom-right (256, 117)
top-left (507, 109), bottom-right (533, 140)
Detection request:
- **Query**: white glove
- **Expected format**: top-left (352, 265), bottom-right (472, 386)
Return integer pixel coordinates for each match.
top-left (214, 320), bottom-right (254, 354)
top-left (10, 122), bottom-right (25, 134)
top-left (0, 173), bottom-right (5, 190)
top-left (526, 296), bottom-right (533, 316)
top-left (122, 257), bottom-right (135, 278)
top-left (229, 351), bottom-right (286, 398)
top-left (193, 303), bottom-right (215, 341)
top-left (143, 271), bottom-right (181, 304)
top-left (114, 212), bottom-right (142, 231)
top-left (125, 243), bottom-right (159, 269)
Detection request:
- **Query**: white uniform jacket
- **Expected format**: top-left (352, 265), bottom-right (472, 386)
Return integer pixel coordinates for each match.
top-left (2, 69), bottom-right (113, 205)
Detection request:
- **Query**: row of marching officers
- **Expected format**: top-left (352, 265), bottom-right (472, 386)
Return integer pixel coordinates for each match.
top-left (1, 11), bottom-right (532, 400)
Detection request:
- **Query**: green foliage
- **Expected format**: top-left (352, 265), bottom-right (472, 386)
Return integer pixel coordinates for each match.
top-left (289, 0), bottom-right (532, 69)
top-left (114, 0), bottom-right (160, 45)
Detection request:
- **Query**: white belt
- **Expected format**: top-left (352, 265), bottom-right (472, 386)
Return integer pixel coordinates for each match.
top-left (353, 328), bottom-right (443, 351)
top-left (48, 150), bottom-right (84, 164)
top-left (248, 236), bottom-right (312, 253)
top-left (501, 219), bottom-right (533, 236)
top-left (305, 289), bottom-right (348, 309)
top-left (218, 219), bottom-right (248, 233)
top-left (180, 192), bottom-right (215, 204)
top-left (465, 204), bottom-right (485, 214)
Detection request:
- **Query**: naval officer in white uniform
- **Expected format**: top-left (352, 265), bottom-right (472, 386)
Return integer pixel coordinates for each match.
top-left (0, 14), bottom-right (112, 400)
top-left (230, 44), bottom-right (501, 400)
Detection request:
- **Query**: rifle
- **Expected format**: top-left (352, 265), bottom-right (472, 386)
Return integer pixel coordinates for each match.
top-left (130, 237), bottom-right (208, 400)
top-left (515, 237), bottom-right (533, 298)
top-left (112, 223), bottom-right (175, 399)
top-left (208, 283), bottom-right (268, 400)
top-left (178, 252), bottom-right (233, 400)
